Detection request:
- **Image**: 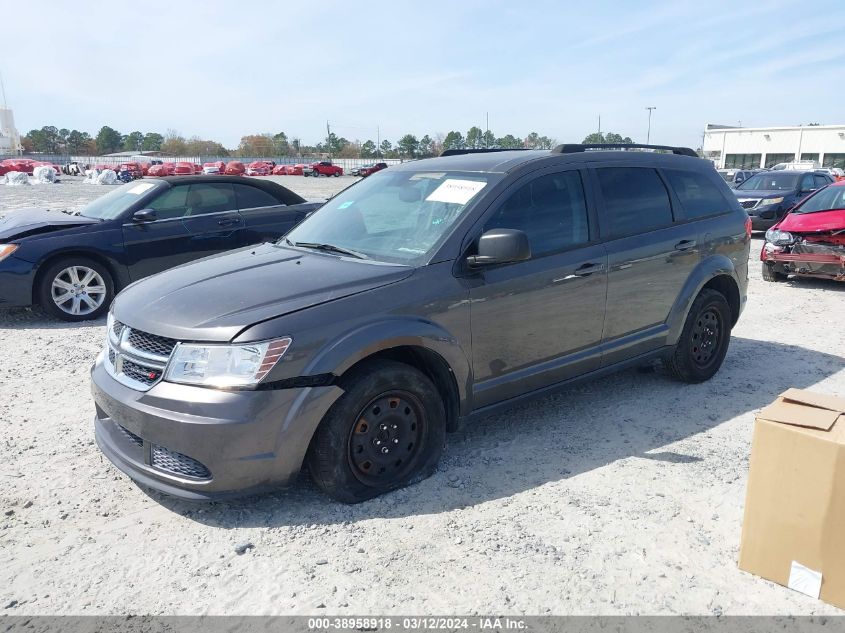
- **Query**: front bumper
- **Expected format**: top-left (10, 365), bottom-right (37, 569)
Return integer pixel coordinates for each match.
top-left (746, 206), bottom-right (783, 230)
top-left (90, 358), bottom-right (343, 500)
top-left (763, 249), bottom-right (845, 281)
top-left (0, 255), bottom-right (37, 307)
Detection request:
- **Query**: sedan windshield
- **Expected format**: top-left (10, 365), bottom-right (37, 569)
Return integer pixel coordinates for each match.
top-left (793, 185), bottom-right (845, 214)
top-left (736, 173), bottom-right (799, 191)
top-left (79, 181), bottom-right (161, 220)
top-left (284, 169), bottom-right (500, 264)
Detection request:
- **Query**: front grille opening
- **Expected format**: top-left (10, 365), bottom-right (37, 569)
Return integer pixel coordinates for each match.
top-left (740, 200), bottom-right (757, 209)
top-left (112, 319), bottom-right (125, 340)
top-left (126, 330), bottom-right (177, 357)
top-left (121, 359), bottom-right (160, 386)
top-left (108, 347), bottom-right (116, 365)
top-left (117, 424), bottom-right (144, 448)
top-left (151, 445), bottom-right (211, 479)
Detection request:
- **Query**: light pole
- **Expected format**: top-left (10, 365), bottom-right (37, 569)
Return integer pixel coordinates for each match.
top-left (645, 106), bottom-right (656, 144)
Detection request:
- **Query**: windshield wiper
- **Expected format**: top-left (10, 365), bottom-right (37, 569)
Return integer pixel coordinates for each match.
top-left (285, 239), bottom-right (368, 260)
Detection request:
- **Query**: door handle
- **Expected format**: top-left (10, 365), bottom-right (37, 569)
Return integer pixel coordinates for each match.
top-left (217, 218), bottom-right (239, 227)
top-left (674, 239), bottom-right (697, 251)
top-left (552, 262), bottom-right (605, 283)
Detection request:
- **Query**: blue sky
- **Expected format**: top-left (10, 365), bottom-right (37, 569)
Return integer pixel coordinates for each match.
top-left (2, 0), bottom-right (844, 149)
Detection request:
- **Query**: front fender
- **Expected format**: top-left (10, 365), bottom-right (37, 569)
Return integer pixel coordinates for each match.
top-left (665, 254), bottom-right (742, 346)
top-left (303, 317), bottom-right (473, 414)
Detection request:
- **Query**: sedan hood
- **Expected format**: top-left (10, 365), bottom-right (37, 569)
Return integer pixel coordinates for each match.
top-left (0, 207), bottom-right (99, 241)
top-left (778, 208), bottom-right (845, 233)
top-left (733, 189), bottom-right (789, 200)
top-left (114, 243), bottom-right (413, 342)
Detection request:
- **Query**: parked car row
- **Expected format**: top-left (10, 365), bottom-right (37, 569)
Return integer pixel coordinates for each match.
top-left (0, 158), bottom-right (63, 176)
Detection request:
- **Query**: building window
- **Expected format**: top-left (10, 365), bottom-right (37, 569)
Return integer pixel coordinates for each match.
top-left (823, 154), bottom-right (845, 169)
top-left (724, 154), bottom-right (761, 169)
top-left (800, 153), bottom-right (819, 163)
top-left (764, 153), bottom-right (796, 168)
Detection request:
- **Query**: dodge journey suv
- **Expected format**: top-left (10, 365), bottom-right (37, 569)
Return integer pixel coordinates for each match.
top-left (91, 144), bottom-right (750, 502)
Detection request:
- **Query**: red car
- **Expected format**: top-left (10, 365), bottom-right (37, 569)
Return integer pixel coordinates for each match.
top-left (1, 159), bottom-right (35, 174)
top-left (271, 165), bottom-right (288, 175)
top-left (202, 161), bottom-right (226, 175)
top-left (761, 179), bottom-right (845, 283)
top-left (147, 163), bottom-right (175, 177)
top-left (171, 161), bottom-right (196, 176)
top-left (116, 162), bottom-right (144, 179)
top-left (283, 164), bottom-right (306, 175)
top-left (245, 161), bottom-right (273, 176)
top-left (358, 162), bottom-right (388, 177)
top-left (304, 160), bottom-right (343, 177)
top-left (224, 161), bottom-right (246, 176)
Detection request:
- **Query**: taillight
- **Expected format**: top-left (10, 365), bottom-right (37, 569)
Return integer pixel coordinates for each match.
top-left (745, 216), bottom-right (752, 239)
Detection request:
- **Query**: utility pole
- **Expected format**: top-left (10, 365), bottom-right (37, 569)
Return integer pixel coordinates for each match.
top-left (377, 125), bottom-right (380, 158)
top-left (485, 112), bottom-right (489, 148)
top-left (598, 114), bottom-right (601, 137)
top-left (326, 120), bottom-right (331, 159)
top-left (645, 106), bottom-right (657, 144)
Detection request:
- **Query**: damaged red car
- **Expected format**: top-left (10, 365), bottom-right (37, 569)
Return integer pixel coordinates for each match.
top-left (761, 180), bottom-right (845, 282)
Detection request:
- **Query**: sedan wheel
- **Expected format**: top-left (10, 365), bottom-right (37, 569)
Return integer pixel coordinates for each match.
top-left (39, 257), bottom-right (113, 321)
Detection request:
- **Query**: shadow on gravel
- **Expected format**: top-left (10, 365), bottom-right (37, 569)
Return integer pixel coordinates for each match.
top-left (150, 335), bottom-right (845, 526)
top-left (0, 307), bottom-right (107, 331)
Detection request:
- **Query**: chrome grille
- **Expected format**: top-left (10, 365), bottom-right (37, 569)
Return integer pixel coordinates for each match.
top-left (108, 347), bottom-right (116, 365)
top-left (117, 424), bottom-right (144, 448)
top-left (112, 319), bottom-right (125, 340)
top-left (151, 445), bottom-right (211, 479)
top-left (126, 330), bottom-right (177, 358)
top-left (739, 199), bottom-right (758, 209)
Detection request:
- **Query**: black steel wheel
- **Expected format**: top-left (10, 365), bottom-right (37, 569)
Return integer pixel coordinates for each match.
top-left (665, 288), bottom-right (732, 383)
top-left (307, 359), bottom-right (445, 503)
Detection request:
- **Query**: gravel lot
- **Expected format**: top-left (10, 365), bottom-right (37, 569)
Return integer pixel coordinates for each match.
top-left (1, 177), bottom-right (843, 616)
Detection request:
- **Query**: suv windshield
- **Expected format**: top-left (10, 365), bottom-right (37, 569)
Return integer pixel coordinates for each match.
top-left (793, 185), bottom-right (845, 214)
top-left (284, 170), bottom-right (499, 264)
top-left (736, 172), bottom-right (799, 191)
top-left (79, 181), bottom-right (161, 220)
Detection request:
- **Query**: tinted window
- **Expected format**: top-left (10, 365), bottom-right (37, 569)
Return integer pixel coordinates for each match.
top-left (813, 175), bottom-right (830, 188)
top-left (234, 184), bottom-right (281, 209)
top-left (596, 167), bottom-right (673, 238)
top-left (483, 171), bottom-right (589, 257)
top-left (799, 174), bottom-right (815, 192)
top-left (185, 183), bottom-right (236, 216)
top-left (148, 185), bottom-right (190, 220)
top-left (664, 169), bottom-right (731, 219)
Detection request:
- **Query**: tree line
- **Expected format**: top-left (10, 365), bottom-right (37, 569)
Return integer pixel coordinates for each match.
top-left (21, 124), bottom-right (633, 159)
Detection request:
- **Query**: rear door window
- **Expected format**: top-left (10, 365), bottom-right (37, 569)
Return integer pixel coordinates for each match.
top-left (234, 183), bottom-right (282, 209)
top-left (814, 174), bottom-right (830, 189)
top-left (184, 183), bottom-right (237, 216)
top-left (596, 167), bottom-right (673, 238)
top-left (664, 169), bottom-right (732, 219)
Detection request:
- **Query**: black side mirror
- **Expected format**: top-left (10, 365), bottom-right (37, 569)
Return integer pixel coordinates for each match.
top-left (132, 208), bottom-right (157, 222)
top-left (467, 229), bottom-right (531, 267)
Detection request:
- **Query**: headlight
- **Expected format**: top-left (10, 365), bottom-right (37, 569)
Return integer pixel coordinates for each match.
top-left (765, 229), bottom-right (794, 245)
top-left (164, 338), bottom-right (292, 388)
top-left (758, 197), bottom-right (784, 206)
top-left (0, 244), bottom-right (19, 262)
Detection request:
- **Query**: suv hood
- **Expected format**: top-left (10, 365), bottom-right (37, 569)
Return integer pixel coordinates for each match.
top-left (0, 207), bottom-right (99, 240)
top-left (778, 208), bottom-right (845, 233)
top-left (113, 243), bottom-right (413, 342)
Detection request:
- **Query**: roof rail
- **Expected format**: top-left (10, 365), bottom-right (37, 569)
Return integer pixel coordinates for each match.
top-left (552, 143), bottom-right (699, 158)
top-left (440, 148), bottom-right (530, 157)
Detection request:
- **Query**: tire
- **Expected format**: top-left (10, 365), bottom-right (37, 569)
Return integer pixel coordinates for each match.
top-left (334, 172), bottom-right (340, 177)
top-left (665, 289), bottom-right (732, 383)
top-left (762, 263), bottom-right (788, 282)
top-left (306, 359), bottom-right (446, 503)
top-left (38, 257), bottom-right (114, 322)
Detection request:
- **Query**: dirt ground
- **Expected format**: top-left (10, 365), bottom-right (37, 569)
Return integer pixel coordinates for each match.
top-left (0, 176), bottom-right (843, 616)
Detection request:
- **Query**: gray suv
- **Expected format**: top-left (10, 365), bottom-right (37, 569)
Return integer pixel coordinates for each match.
top-left (91, 144), bottom-right (751, 502)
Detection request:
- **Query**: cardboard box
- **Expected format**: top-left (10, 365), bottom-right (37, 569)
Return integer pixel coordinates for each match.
top-left (739, 388), bottom-right (845, 609)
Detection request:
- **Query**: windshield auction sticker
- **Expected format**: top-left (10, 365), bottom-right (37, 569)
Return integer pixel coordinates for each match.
top-left (425, 179), bottom-right (487, 205)
top-left (127, 183), bottom-right (156, 195)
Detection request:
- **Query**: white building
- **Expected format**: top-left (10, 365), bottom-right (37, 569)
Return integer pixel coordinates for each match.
top-left (702, 123), bottom-right (845, 170)
top-left (0, 107), bottom-right (21, 155)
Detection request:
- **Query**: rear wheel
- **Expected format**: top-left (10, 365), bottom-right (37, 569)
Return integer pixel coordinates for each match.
top-left (38, 257), bottom-right (113, 321)
top-left (334, 172), bottom-right (341, 177)
top-left (665, 289), bottom-right (731, 383)
top-left (762, 263), bottom-right (788, 282)
top-left (307, 360), bottom-right (445, 503)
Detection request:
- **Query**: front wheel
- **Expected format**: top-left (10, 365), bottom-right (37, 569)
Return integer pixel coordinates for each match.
top-left (762, 263), bottom-right (788, 282)
top-left (306, 360), bottom-right (446, 503)
top-left (664, 289), bottom-right (731, 383)
top-left (334, 172), bottom-right (341, 177)
top-left (38, 257), bottom-right (114, 321)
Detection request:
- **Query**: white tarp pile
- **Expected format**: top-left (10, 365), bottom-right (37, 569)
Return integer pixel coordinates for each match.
top-left (3, 171), bottom-right (30, 186)
top-left (32, 165), bottom-right (58, 184)
top-left (84, 168), bottom-right (118, 185)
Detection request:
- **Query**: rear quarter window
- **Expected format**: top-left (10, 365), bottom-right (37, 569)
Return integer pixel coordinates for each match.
top-left (664, 169), bottom-right (733, 220)
top-left (596, 167), bottom-right (673, 238)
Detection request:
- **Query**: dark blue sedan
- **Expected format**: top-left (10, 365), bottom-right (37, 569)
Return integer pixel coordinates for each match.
top-left (0, 176), bottom-right (321, 320)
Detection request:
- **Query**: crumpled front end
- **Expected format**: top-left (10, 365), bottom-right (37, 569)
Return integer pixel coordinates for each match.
top-left (762, 232), bottom-right (845, 281)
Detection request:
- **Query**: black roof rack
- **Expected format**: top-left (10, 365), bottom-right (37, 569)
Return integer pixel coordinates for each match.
top-left (440, 148), bottom-right (530, 157)
top-left (552, 143), bottom-right (699, 158)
